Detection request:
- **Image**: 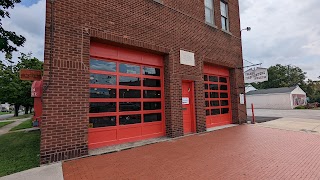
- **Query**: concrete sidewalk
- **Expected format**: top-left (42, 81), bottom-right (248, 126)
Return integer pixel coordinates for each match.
top-left (0, 118), bottom-right (30, 136)
top-left (257, 117), bottom-right (320, 134)
top-left (0, 163), bottom-right (63, 180)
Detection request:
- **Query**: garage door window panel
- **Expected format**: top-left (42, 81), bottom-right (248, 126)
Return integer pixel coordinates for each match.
top-left (209, 76), bottom-right (218, 82)
top-left (143, 67), bottom-right (160, 77)
top-left (90, 74), bottom-right (116, 85)
top-left (119, 102), bottom-right (141, 112)
top-left (90, 59), bottom-right (116, 72)
top-left (221, 100), bottom-right (229, 106)
top-left (221, 108), bottom-right (229, 114)
top-left (144, 102), bottom-right (161, 110)
top-left (120, 64), bottom-right (140, 74)
top-left (90, 102), bottom-right (117, 113)
top-left (211, 109), bottom-right (220, 115)
top-left (220, 85), bottom-right (228, 91)
top-left (144, 113), bottom-right (162, 123)
top-left (210, 84), bottom-right (219, 90)
top-left (90, 88), bottom-right (116, 98)
top-left (119, 76), bottom-right (141, 86)
top-left (119, 114), bottom-right (142, 125)
top-left (144, 90), bottom-right (161, 98)
top-left (143, 78), bottom-right (161, 87)
top-left (89, 116), bottom-right (117, 128)
top-left (120, 89), bottom-right (141, 98)
top-left (220, 93), bottom-right (228, 98)
top-left (219, 77), bottom-right (228, 83)
top-left (210, 92), bottom-right (219, 98)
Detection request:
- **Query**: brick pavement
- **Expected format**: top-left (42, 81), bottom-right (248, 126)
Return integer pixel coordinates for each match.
top-left (63, 125), bottom-right (320, 180)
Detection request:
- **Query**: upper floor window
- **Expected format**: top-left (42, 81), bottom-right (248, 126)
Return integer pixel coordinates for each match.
top-left (205, 0), bottom-right (214, 25)
top-left (220, 1), bottom-right (229, 31)
top-left (153, 0), bottom-right (163, 4)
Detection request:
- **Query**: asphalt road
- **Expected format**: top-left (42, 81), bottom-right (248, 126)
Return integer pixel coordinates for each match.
top-left (0, 113), bottom-right (24, 121)
top-left (247, 109), bottom-right (320, 120)
top-left (0, 113), bottom-right (14, 120)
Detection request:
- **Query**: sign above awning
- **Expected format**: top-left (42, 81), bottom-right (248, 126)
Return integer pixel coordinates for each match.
top-left (20, 69), bottom-right (42, 81)
top-left (244, 67), bottom-right (268, 83)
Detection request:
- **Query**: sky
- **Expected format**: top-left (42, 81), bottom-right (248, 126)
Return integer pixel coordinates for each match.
top-left (1, 0), bottom-right (319, 80)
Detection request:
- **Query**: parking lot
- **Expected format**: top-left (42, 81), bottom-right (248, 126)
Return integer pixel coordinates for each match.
top-left (247, 109), bottom-right (320, 120)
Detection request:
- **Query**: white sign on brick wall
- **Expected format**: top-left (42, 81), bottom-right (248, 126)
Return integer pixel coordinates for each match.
top-left (180, 50), bottom-right (195, 66)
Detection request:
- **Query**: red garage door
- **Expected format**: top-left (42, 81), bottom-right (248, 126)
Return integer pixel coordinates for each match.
top-left (88, 43), bottom-right (165, 149)
top-left (204, 65), bottom-right (232, 128)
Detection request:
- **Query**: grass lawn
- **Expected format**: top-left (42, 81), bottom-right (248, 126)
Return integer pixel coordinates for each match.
top-left (0, 112), bottom-right (12, 115)
top-left (10, 119), bottom-right (33, 131)
top-left (0, 121), bottom-right (14, 128)
top-left (6, 114), bottom-right (33, 120)
top-left (0, 131), bottom-right (40, 177)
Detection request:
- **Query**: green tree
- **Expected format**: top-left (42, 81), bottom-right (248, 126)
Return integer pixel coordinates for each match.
top-left (252, 64), bottom-right (306, 89)
top-left (0, 0), bottom-right (26, 56)
top-left (0, 53), bottom-right (43, 116)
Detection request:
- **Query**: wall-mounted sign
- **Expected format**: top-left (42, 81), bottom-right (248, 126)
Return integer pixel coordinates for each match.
top-left (180, 50), bottom-right (195, 66)
top-left (20, 69), bottom-right (42, 81)
top-left (182, 97), bottom-right (190, 105)
top-left (240, 93), bottom-right (245, 105)
top-left (244, 67), bottom-right (268, 83)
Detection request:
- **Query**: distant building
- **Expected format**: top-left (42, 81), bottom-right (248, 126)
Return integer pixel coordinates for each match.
top-left (0, 103), bottom-right (10, 112)
top-left (245, 84), bottom-right (257, 93)
top-left (246, 86), bottom-right (307, 109)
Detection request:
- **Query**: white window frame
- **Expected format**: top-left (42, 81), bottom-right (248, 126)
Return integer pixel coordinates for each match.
top-left (153, 0), bottom-right (163, 4)
top-left (220, 1), bottom-right (229, 31)
top-left (204, 0), bottom-right (215, 26)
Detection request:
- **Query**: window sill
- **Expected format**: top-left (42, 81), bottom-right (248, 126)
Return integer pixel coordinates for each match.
top-left (221, 29), bottom-right (233, 36)
top-left (152, 0), bottom-right (163, 4)
top-left (205, 22), bottom-right (218, 30)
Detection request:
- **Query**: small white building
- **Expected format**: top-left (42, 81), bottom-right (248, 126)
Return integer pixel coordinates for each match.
top-left (245, 84), bottom-right (257, 93)
top-left (246, 86), bottom-right (307, 109)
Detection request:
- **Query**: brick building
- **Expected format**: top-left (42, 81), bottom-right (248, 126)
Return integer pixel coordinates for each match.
top-left (41, 0), bottom-right (246, 164)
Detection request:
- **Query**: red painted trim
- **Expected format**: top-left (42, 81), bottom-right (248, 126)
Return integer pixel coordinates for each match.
top-left (90, 42), bottom-right (164, 67)
top-left (88, 132), bottom-right (164, 149)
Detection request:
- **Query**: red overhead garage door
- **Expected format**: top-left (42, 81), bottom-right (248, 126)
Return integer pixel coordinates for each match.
top-left (204, 65), bottom-right (232, 128)
top-left (88, 43), bottom-right (165, 149)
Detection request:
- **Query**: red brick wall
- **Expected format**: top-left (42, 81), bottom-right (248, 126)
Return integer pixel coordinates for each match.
top-left (42, 0), bottom-right (246, 164)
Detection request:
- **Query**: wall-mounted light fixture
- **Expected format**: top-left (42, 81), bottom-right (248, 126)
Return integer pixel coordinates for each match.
top-left (241, 27), bottom-right (251, 32)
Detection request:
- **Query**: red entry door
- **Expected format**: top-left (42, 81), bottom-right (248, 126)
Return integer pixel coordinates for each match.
top-left (182, 82), bottom-right (194, 133)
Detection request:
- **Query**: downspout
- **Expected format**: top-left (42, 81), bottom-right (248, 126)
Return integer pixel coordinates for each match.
top-left (44, 0), bottom-right (55, 92)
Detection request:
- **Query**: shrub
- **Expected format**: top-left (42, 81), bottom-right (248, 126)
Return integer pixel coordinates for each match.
top-left (295, 106), bottom-right (306, 109)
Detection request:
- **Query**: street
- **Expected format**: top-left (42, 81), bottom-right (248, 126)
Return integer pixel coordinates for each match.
top-left (0, 114), bottom-right (14, 121)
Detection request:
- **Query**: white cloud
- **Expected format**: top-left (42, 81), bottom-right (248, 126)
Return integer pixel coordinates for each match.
top-left (1, 0), bottom-right (45, 62)
top-left (240, 0), bottom-right (320, 80)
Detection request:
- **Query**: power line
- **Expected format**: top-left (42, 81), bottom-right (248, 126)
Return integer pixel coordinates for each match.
top-left (243, 59), bottom-right (255, 65)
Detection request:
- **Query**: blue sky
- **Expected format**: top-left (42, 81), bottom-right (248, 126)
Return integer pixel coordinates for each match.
top-left (1, 0), bottom-right (320, 80)
top-left (21, 0), bottom-right (40, 7)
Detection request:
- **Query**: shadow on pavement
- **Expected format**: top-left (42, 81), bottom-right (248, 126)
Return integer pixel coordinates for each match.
top-left (247, 116), bottom-right (282, 123)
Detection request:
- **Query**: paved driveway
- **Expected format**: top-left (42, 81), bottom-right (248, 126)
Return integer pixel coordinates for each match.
top-left (63, 125), bottom-right (320, 180)
top-left (247, 109), bottom-right (320, 120)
